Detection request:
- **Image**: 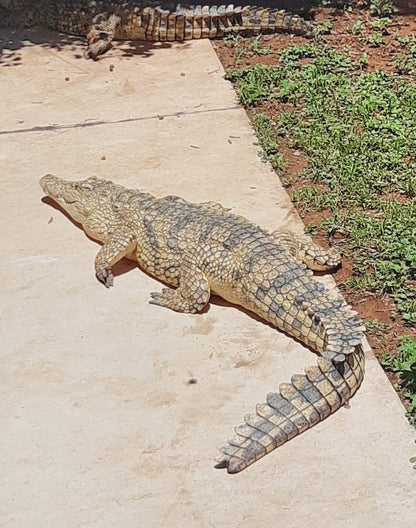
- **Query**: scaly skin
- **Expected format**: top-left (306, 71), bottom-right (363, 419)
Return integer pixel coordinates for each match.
top-left (1, 1), bottom-right (314, 58)
top-left (39, 174), bottom-right (365, 473)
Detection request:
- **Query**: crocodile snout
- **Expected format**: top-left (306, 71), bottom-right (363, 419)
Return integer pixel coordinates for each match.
top-left (39, 174), bottom-right (59, 195)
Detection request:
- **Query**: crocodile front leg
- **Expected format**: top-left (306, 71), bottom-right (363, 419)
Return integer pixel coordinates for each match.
top-left (93, 227), bottom-right (137, 287)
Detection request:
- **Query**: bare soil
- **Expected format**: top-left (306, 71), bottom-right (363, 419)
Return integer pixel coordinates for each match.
top-left (214, 4), bottom-right (416, 408)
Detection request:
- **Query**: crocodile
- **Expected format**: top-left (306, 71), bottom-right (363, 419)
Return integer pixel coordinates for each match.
top-left (39, 174), bottom-right (365, 473)
top-left (1, 1), bottom-right (315, 59)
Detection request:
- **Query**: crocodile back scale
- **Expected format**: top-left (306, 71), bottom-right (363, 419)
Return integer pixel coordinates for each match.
top-left (1, 1), bottom-right (315, 58)
top-left (39, 175), bottom-right (365, 473)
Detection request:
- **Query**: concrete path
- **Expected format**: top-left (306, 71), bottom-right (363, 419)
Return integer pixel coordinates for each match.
top-left (1, 33), bottom-right (415, 528)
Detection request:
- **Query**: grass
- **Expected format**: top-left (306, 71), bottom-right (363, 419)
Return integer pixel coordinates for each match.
top-left (391, 35), bottom-right (416, 75)
top-left (382, 336), bottom-right (416, 429)
top-left (253, 114), bottom-right (285, 171)
top-left (226, 44), bottom-right (416, 324)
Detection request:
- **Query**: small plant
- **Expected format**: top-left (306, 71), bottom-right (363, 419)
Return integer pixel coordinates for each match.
top-left (359, 51), bottom-right (369, 67)
top-left (224, 34), bottom-right (241, 48)
top-left (224, 34), bottom-right (246, 64)
top-left (351, 20), bottom-right (364, 35)
top-left (251, 37), bottom-right (272, 56)
top-left (234, 46), bottom-right (246, 63)
top-left (363, 320), bottom-right (389, 353)
top-left (364, 319), bottom-right (389, 333)
top-left (399, 35), bottom-right (411, 48)
top-left (368, 30), bottom-right (384, 47)
top-left (369, 0), bottom-right (394, 17)
top-left (395, 337), bottom-right (416, 405)
top-left (253, 113), bottom-right (285, 171)
top-left (392, 44), bottom-right (416, 75)
top-left (316, 21), bottom-right (333, 36)
top-left (382, 336), bottom-right (416, 426)
top-left (371, 17), bottom-right (390, 34)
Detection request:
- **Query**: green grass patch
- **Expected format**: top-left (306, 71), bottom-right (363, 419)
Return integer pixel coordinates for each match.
top-left (382, 336), bottom-right (416, 428)
top-left (225, 43), bottom-right (416, 322)
top-left (253, 113), bottom-right (285, 171)
top-left (391, 36), bottom-right (416, 76)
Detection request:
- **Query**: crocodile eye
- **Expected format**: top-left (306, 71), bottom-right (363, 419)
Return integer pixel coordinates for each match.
top-left (74, 181), bottom-right (93, 192)
top-left (83, 177), bottom-right (98, 191)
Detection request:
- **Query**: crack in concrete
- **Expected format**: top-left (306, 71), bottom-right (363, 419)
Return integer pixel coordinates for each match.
top-left (0, 105), bottom-right (241, 136)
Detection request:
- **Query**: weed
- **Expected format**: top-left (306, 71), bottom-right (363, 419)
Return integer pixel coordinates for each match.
top-left (364, 319), bottom-right (389, 354)
top-left (351, 20), bottom-right (364, 35)
top-left (364, 319), bottom-right (389, 333)
top-left (371, 17), bottom-right (390, 34)
top-left (359, 51), bottom-right (369, 67)
top-left (253, 113), bottom-right (285, 171)
top-left (382, 336), bottom-right (416, 427)
top-left (224, 34), bottom-right (246, 64)
top-left (369, 0), bottom-right (395, 17)
top-left (251, 37), bottom-right (272, 56)
top-left (234, 46), bottom-right (246, 64)
top-left (392, 42), bottom-right (416, 75)
top-left (399, 35), bottom-right (411, 48)
top-left (368, 30), bottom-right (384, 47)
top-left (316, 21), bottom-right (333, 36)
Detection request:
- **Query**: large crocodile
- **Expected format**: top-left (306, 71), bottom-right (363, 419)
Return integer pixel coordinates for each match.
top-left (1, 1), bottom-right (314, 58)
top-left (39, 174), bottom-right (365, 473)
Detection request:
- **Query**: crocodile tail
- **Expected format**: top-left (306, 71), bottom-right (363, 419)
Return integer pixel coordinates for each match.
top-left (84, 5), bottom-right (313, 57)
top-left (215, 344), bottom-right (365, 473)
top-left (142, 6), bottom-right (314, 42)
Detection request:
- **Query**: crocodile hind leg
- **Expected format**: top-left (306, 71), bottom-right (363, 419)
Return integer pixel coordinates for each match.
top-left (149, 258), bottom-right (210, 313)
top-left (85, 13), bottom-right (121, 59)
top-left (271, 230), bottom-right (341, 271)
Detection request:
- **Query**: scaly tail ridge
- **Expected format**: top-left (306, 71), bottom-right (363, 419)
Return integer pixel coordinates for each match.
top-left (163, 6), bottom-right (315, 40)
top-left (215, 344), bottom-right (365, 473)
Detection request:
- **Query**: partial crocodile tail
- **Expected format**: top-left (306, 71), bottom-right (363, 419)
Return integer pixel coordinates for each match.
top-left (86, 6), bottom-right (314, 58)
top-left (143, 6), bottom-right (315, 41)
top-left (215, 345), bottom-right (365, 473)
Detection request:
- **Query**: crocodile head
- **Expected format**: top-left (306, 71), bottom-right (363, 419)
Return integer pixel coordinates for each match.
top-left (39, 174), bottom-right (106, 224)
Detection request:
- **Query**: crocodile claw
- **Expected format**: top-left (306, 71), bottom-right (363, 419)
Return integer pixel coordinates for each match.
top-left (96, 268), bottom-right (114, 288)
top-left (149, 289), bottom-right (172, 306)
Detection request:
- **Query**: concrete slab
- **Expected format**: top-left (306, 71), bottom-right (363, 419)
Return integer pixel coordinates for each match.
top-left (1, 35), bottom-right (415, 528)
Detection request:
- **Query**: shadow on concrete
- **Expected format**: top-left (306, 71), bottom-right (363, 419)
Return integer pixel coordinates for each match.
top-left (0, 26), bottom-right (181, 66)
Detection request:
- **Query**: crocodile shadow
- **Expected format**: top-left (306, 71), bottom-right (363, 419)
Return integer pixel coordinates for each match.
top-left (0, 25), bottom-right (179, 66)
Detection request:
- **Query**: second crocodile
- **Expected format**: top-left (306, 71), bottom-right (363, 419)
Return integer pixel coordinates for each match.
top-left (1, 1), bottom-right (315, 58)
